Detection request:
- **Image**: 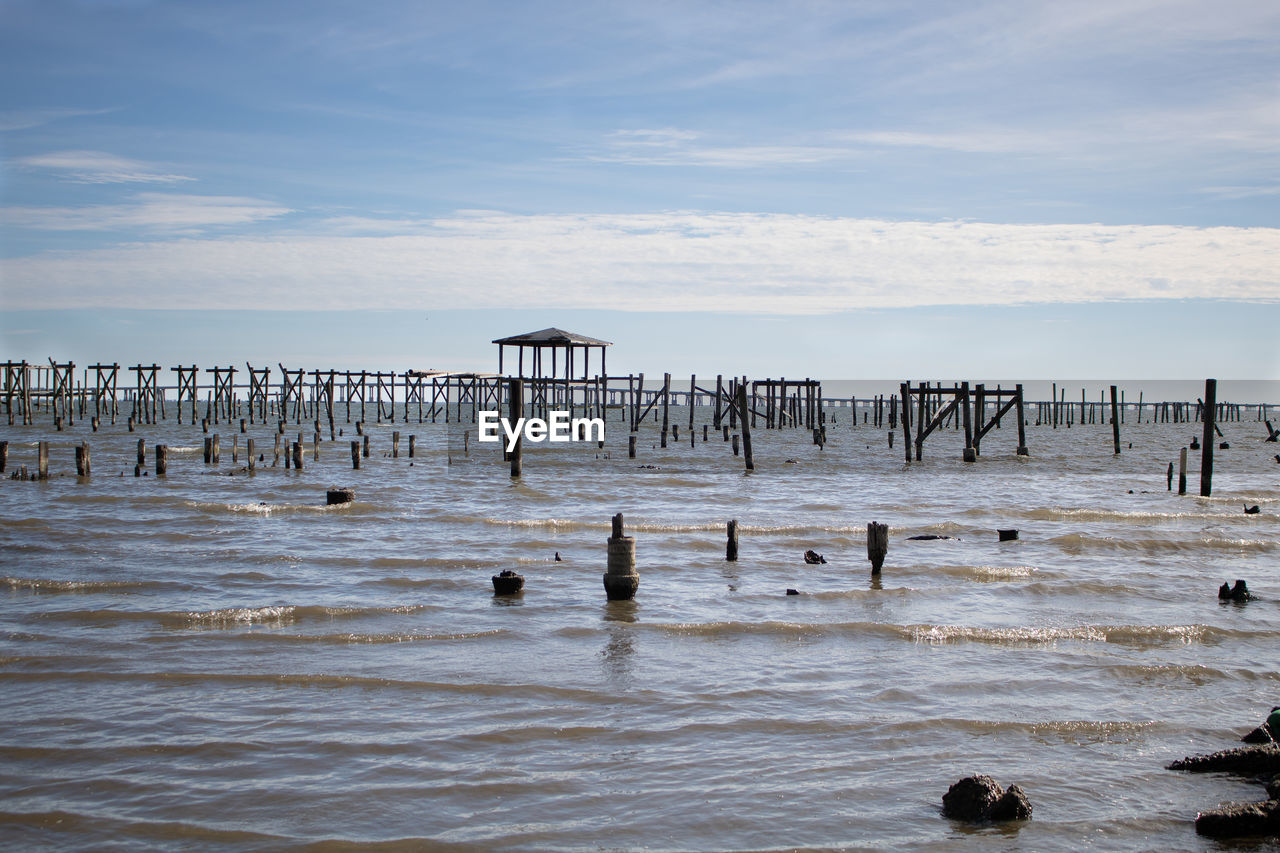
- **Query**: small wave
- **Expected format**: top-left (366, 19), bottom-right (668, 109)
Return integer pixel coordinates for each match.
top-left (932, 565), bottom-right (1039, 581)
top-left (227, 628), bottom-right (507, 645)
top-left (37, 603), bottom-right (433, 629)
top-left (2, 577), bottom-right (166, 594)
top-left (909, 624), bottom-right (1108, 644)
top-left (1050, 533), bottom-right (1276, 554)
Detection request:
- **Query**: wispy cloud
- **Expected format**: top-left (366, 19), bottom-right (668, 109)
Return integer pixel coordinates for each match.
top-left (2, 212), bottom-right (1275, 312)
top-left (17, 150), bottom-right (196, 184)
top-left (0, 108), bottom-right (116, 132)
top-left (0, 193), bottom-right (292, 232)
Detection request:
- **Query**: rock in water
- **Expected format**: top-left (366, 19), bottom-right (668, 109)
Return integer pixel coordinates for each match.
top-left (1195, 800), bottom-right (1279, 838)
top-left (988, 784), bottom-right (1033, 821)
top-left (943, 775), bottom-right (1033, 823)
top-left (943, 775), bottom-right (1003, 821)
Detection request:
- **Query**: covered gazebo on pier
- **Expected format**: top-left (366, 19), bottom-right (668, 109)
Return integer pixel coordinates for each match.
top-left (493, 327), bottom-right (611, 381)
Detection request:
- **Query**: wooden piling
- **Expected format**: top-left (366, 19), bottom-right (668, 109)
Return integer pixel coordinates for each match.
top-left (1110, 385), bottom-right (1121, 454)
top-left (76, 442), bottom-right (90, 476)
top-left (603, 512), bottom-right (639, 600)
top-left (350, 440), bottom-right (360, 469)
top-left (292, 441), bottom-right (303, 470)
top-left (363, 435), bottom-right (370, 459)
top-left (246, 439), bottom-right (254, 472)
top-left (38, 441), bottom-right (49, 479)
top-left (212, 434), bottom-right (220, 465)
top-left (509, 378), bottom-right (523, 477)
top-left (137, 438), bottom-right (145, 468)
top-left (156, 444), bottom-right (168, 476)
top-left (726, 519), bottom-right (739, 561)
top-left (867, 521), bottom-right (888, 574)
top-left (0, 440), bottom-right (7, 474)
top-left (628, 434), bottom-right (636, 458)
top-left (392, 431), bottom-right (400, 458)
top-left (408, 435), bottom-right (416, 457)
top-left (736, 383), bottom-right (754, 471)
top-left (660, 373), bottom-right (670, 448)
top-left (732, 433), bottom-right (740, 456)
top-left (1178, 447), bottom-right (1187, 495)
top-left (1200, 378), bottom-right (1216, 497)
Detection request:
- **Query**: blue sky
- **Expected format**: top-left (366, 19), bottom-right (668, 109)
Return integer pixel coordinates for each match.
top-left (1, 0), bottom-right (1277, 378)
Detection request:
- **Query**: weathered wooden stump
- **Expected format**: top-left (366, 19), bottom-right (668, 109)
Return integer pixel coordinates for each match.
top-left (726, 519), bottom-right (739, 561)
top-left (492, 570), bottom-right (524, 595)
top-left (998, 529), bottom-right (1019, 541)
top-left (867, 521), bottom-right (888, 573)
top-left (603, 512), bottom-right (638, 600)
top-left (326, 488), bottom-right (355, 505)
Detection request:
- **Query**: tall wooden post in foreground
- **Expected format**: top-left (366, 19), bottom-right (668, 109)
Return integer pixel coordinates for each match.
top-left (1200, 378), bottom-right (1216, 497)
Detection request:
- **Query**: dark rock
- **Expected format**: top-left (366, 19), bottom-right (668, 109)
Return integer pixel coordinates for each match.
top-left (988, 784), bottom-right (1034, 821)
top-left (785, 588), bottom-right (800, 596)
top-left (1194, 799), bottom-right (1279, 838)
top-left (997, 529), bottom-right (1018, 541)
top-left (803, 550), bottom-right (826, 565)
top-left (1220, 580), bottom-right (1255, 601)
top-left (1168, 744), bottom-right (1280, 776)
top-left (326, 488), bottom-right (355, 505)
top-left (942, 775), bottom-right (1003, 822)
top-left (942, 775), bottom-right (1031, 823)
top-left (1244, 504), bottom-right (1261, 514)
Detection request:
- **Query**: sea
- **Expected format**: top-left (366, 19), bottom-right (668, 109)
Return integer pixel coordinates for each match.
top-left (2, 379), bottom-right (1278, 852)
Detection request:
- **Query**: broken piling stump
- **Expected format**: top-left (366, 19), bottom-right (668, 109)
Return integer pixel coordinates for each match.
top-left (603, 512), bottom-right (638, 600)
top-left (326, 488), bottom-right (354, 505)
top-left (867, 521), bottom-right (888, 573)
top-left (492, 569), bottom-right (525, 595)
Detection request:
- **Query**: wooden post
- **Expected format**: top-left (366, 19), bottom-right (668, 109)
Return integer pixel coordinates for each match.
top-left (38, 441), bottom-right (49, 480)
top-left (76, 442), bottom-right (90, 476)
top-left (736, 382), bottom-right (754, 471)
top-left (1015, 384), bottom-right (1028, 455)
top-left (246, 438), bottom-right (254, 472)
top-left (726, 519), bottom-right (739, 561)
top-left (900, 384), bottom-right (913, 464)
top-left (362, 435), bottom-right (370, 458)
top-left (1110, 385), bottom-right (1121, 454)
top-left (292, 441), bottom-right (303, 470)
top-left (212, 434), bottom-right (220, 464)
top-left (0, 441), bottom-right (7, 474)
top-left (961, 382), bottom-right (975, 462)
top-left (628, 434), bottom-right (636, 458)
top-left (603, 512), bottom-right (639, 600)
top-left (1178, 446), bottom-right (1187, 495)
top-left (867, 521), bottom-right (888, 574)
top-left (1166, 461), bottom-right (1173, 491)
top-left (137, 438), bottom-right (145, 468)
top-left (156, 444), bottom-right (168, 476)
top-left (660, 373), bottom-right (670, 448)
top-left (392, 431), bottom-right (400, 458)
top-left (204, 437), bottom-right (213, 464)
top-left (351, 440), bottom-right (360, 469)
top-left (408, 435), bottom-right (416, 458)
top-left (732, 433), bottom-right (740, 456)
top-left (1200, 378), bottom-right (1216, 496)
top-left (509, 377), bottom-right (523, 477)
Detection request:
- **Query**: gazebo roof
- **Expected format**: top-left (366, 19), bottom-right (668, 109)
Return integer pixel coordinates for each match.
top-left (492, 327), bottom-right (612, 347)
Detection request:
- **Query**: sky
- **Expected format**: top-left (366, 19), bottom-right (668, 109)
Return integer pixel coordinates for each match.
top-left (1, 0), bottom-right (1278, 379)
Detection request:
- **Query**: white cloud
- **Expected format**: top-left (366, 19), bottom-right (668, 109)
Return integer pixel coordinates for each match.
top-left (18, 150), bottom-right (196, 184)
top-left (2, 212), bottom-right (1276, 312)
top-left (0, 193), bottom-right (292, 232)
